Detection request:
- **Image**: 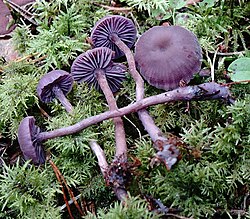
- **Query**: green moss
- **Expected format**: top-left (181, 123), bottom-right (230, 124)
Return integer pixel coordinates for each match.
top-left (0, 62), bottom-right (41, 139)
top-left (0, 160), bottom-right (60, 218)
top-left (0, 0), bottom-right (249, 218)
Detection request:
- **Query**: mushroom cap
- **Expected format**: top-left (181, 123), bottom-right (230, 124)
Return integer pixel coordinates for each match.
top-left (37, 70), bottom-right (73, 103)
top-left (18, 116), bottom-right (46, 165)
top-left (91, 15), bottom-right (137, 59)
top-left (71, 47), bottom-right (127, 93)
top-left (135, 25), bottom-right (202, 91)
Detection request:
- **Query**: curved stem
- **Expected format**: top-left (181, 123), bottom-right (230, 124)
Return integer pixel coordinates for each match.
top-left (37, 82), bottom-right (232, 142)
top-left (110, 34), bottom-right (144, 100)
top-left (110, 34), bottom-right (158, 137)
top-left (52, 86), bottom-right (73, 113)
top-left (89, 140), bottom-right (109, 177)
top-left (110, 34), bottom-right (179, 167)
top-left (95, 70), bottom-right (127, 160)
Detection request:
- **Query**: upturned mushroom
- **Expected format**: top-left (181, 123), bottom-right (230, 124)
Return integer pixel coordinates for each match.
top-left (37, 70), bottom-right (74, 113)
top-left (134, 25), bottom-right (202, 91)
top-left (71, 47), bottom-right (127, 160)
top-left (18, 116), bottom-right (46, 165)
top-left (91, 15), bottom-right (137, 59)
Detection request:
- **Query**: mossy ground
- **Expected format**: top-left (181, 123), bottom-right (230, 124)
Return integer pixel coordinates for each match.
top-left (0, 0), bottom-right (249, 218)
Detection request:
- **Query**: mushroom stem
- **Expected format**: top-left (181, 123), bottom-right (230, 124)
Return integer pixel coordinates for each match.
top-left (36, 82), bottom-right (232, 142)
top-left (89, 140), bottom-right (128, 202)
top-left (110, 33), bottom-right (178, 167)
top-left (110, 34), bottom-right (145, 100)
top-left (52, 86), bottom-right (74, 113)
top-left (137, 110), bottom-right (162, 143)
top-left (89, 140), bottom-right (109, 176)
top-left (114, 187), bottom-right (128, 202)
top-left (95, 69), bottom-right (127, 160)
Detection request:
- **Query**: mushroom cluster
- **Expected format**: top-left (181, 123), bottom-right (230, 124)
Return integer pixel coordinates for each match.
top-left (16, 14), bottom-right (233, 202)
top-left (18, 15), bottom-right (203, 168)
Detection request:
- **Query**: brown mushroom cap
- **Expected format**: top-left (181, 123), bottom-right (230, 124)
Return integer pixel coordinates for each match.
top-left (18, 116), bottom-right (45, 165)
top-left (135, 26), bottom-right (202, 91)
top-left (71, 47), bottom-right (126, 93)
top-left (37, 70), bottom-right (73, 103)
top-left (91, 15), bottom-right (137, 59)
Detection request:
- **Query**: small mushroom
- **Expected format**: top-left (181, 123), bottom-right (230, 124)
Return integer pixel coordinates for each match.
top-left (71, 47), bottom-right (127, 159)
top-left (71, 47), bottom-right (126, 93)
top-left (37, 70), bottom-right (74, 113)
top-left (135, 25), bottom-right (202, 91)
top-left (91, 15), bottom-right (137, 59)
top-left (18, 116), bottom-right (46, 165)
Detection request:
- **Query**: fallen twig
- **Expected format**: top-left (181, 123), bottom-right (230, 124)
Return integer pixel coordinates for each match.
top-left (4, 0), bottom-right (37, 26)
top-left (49, 159), bottom-right (74, 219)
top-left (165, 213), bottom-right (193, 219)
top-left (49, 159), bottom-right (84, 216)
top-left (93, 2), bottom-right (132, 13)
top-left (223, 80), bottom-right (250, 86)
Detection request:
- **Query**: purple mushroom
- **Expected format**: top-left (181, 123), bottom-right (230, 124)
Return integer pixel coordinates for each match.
top-left (71, 47), bottom-right (127, 159)
top-left (71, 47), bottom-right (127, 93)
top-left (132, 26), bottom-right (201, 168)
top-left (37, 70), bottom-right (74, 113)
top-left (91, 15), bottom-right (137, 59)
top-left (134, 25), bottom-right (202, 91)
top-left (18, 116), bottom-right (46, 165)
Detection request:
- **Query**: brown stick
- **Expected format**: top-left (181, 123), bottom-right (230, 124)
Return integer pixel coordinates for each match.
top-left (49, 160), bottom-right (84, 216)
top-left (93, 2), bottom-right (132, 13)
top-left (223, 80), bottom-right (250, 86)
top-left (4, 0), bottom-right (37, 26)
top-left (49, 160), bottom-right (74, 219)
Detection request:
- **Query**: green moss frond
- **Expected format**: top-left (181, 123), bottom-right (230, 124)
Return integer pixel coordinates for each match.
top-left (0, 159), bottom-right (60, 218)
